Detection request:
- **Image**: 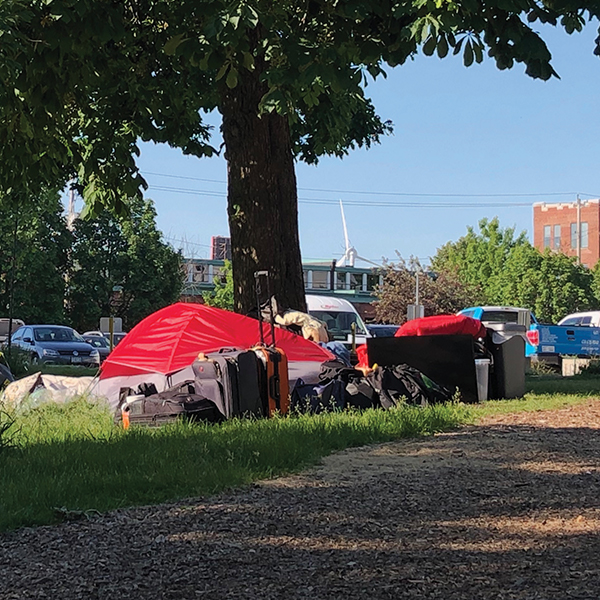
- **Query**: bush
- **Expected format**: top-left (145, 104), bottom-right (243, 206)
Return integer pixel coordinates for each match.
top-left (1, 347), bottom-right (32, 379)
top-left (578, 358), bottom-right (600, 376)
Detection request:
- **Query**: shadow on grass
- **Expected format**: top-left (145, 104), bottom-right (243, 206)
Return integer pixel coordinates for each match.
top-left (1, 422), bottom-right (599, 599)
top-left (526, 373), bottom-right (600, 396)
top-left (0, 402), bottom-right (470, 532)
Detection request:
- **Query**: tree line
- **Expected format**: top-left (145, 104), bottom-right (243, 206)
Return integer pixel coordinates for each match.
top-left (0, 191), bottom-right (182, 332)
top-left (1, 1), bottom-right (598, 316)
top-left (376, 218), bottom-right (600, 325)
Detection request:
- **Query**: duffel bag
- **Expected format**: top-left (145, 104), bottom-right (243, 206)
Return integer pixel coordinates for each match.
top-left (291, 378), bottom-right (346, 414)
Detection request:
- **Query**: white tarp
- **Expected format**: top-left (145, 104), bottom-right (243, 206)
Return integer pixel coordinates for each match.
top-left (1, 373), bottom-right (98, 410)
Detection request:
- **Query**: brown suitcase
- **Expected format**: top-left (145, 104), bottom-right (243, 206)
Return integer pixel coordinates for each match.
top-left (253, 345), bottom-right (289, 416)
top-left (253, 271), bottom-right (290, 416)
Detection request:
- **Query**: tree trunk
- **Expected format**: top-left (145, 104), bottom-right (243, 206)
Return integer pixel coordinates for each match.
top-left (220, 69), bottom-right (306, 315)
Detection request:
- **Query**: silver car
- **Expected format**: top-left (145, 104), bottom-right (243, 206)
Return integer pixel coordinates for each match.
top-left (10, 325), bottom-right (100, 367)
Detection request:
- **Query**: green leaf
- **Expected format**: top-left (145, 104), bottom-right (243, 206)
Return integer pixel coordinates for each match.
top-left (463, 40), bottom-right (474, 67)
top-left (242, 52), bottom-right (254, 70)
top-left (225, 67), bottom-right (238, 89)
top-left (437, 35), bottom-right (448, 59)
top-left (164, 33), bottom-right (187, 56)
top-left (423, 36), bottom-right (436, 56)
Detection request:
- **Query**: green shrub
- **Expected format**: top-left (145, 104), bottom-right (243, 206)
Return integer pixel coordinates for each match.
top-left (1, 347), bottom-right (32, 379)
top-left (578, 359), bottom-right (600, 376)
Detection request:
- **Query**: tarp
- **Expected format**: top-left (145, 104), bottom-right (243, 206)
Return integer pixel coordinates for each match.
top-left (395, 314), bottom-right (487, 339)
top-left (100, 302), bottom-right (334, 379)
top-left (1, 373), bottom-right (96, 410)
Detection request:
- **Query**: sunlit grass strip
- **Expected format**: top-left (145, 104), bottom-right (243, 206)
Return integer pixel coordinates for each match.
top-left (0, 400), bottom-right (469, 532)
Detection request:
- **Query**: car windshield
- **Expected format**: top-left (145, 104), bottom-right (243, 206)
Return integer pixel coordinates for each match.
top-left (34, 327), bottom-right (84, 343)
top-left (113, 333), bottom-right (126, 345)
top-left (311, 310), bottom-right (367, 340)
top-left (481, 311), bottom-right (520, 324)
top-left (86, 337), bottom-right (109, 348)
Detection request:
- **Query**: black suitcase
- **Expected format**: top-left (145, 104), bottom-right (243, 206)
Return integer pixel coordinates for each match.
top-left (193, 349), bottom-right (266, 418)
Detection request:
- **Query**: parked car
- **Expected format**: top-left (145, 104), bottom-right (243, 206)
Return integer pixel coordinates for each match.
top-left (82, 335), bottom-right (111, 363)
top-left (83, 330), bottom-right (128, 347)
top-left (10, 325), bottom-right (100, 367)
top-left (367, 324), bottom-right (400, 338)
top-left (557, 311), bottom-right (600, 327)
top-left (0, 318), bottom-right (25, 345)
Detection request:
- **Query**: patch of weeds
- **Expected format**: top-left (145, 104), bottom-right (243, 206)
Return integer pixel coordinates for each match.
top-left (0, 410), bottom-right (19, 452)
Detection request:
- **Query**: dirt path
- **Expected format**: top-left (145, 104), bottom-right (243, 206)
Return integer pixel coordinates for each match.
top-left (2, 401), bottom-right (600, 599)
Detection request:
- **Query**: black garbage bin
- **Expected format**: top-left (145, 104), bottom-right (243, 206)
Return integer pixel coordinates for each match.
top-left (485, 325), bottom-right (526, 399)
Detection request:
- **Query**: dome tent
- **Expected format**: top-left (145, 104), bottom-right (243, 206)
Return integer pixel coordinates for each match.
top-left (95, 302), bottom-right (333, 411)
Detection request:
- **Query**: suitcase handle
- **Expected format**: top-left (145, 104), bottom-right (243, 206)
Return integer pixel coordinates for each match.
top-left (254, 270), bottom-right (276, 347)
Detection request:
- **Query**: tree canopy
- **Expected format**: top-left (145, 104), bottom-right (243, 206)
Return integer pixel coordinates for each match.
top-left (67, 197), bottom-right (182, 331)
top-left (1, 1), bottom-right (599, 312)
top-left (0, 190), bottom-right (71, 324)
top-left (375, 257), bottom-right (479, 324)
top-left (430, 218), bottom-right (598, 323)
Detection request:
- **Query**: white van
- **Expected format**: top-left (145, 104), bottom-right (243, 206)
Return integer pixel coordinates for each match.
top-left (305, 295), bottom-right (371, 347)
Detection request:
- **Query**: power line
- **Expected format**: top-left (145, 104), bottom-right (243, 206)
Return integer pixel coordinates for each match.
top-left (143, 170), bottom-right (598, 200)
top-left (148, 184), bottom-right (535, 208)
top-left (164, 236), bottom-right (212, 249)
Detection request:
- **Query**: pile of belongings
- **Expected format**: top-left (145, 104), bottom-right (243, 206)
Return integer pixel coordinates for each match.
top-left (291, 360), bottom-right (452, 414)
top-left (275, 310), bottom-right (329, 343)
top-left (1, 372), bottom-right (95, 410)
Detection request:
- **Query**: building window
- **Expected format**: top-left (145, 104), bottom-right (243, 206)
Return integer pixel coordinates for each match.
top-left (543, 225), bottom-right (551, 248)
top-left (367, 273), bottom-right (380, 291)
top-left (311, 270), bottom-right (329, 290)
top-left (553, 225), bottom-right (561, 249)
top-left (349, 272), bottom-right (363, 290)
top-left (570, 222), bottom-right (589, 249)
top-left (581, 222), bottom-right (589, 248)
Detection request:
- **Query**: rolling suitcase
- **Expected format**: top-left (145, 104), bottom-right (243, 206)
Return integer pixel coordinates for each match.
top-left (252, 271), bottom-right (290, 416)
top-left (203, 349), bottom-right (265, 417)
top-left (191, 357), bottom-right (231, 418)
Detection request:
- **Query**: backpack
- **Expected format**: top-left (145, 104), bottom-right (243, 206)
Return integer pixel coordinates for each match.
top-left (368, 365), bottom-right (451, 408)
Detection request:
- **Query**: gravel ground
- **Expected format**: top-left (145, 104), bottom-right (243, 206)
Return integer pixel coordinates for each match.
top-left (2, 400), bottom-right (600, 599)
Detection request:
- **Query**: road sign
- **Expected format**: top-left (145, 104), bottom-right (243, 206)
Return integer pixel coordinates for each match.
top-left (100, 317), bottom-right (122, 333)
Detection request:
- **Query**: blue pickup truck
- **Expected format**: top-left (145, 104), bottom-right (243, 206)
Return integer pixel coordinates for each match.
top-left (458, 306), bottom-right (600, 364)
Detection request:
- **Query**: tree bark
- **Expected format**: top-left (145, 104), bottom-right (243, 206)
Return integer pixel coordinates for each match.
top-left (220, 68), bottom-right (306, 315)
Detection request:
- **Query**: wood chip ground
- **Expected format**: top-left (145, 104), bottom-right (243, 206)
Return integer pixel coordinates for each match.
top-left (2, 400), bottom-right (600, 599)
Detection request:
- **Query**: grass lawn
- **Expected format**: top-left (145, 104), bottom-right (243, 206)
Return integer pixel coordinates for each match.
top-left (0, 373), bottom-right (599, 532)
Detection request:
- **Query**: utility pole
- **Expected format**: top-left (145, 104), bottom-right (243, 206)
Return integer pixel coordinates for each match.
top-left (415, 270), bottom-right (420, 306)
top-left (7, 200), bottom-right (19, 357)
top-left (576, 194), bottom-right (582, 265)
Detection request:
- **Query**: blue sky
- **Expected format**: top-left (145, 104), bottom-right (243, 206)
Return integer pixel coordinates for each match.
top-left (128, 24), bottom-right (600, 267)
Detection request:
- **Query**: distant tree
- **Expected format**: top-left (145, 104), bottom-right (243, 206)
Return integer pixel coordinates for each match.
top-left (375, 258), bottom-right (479, 324)
top-left (67, 198), bottom-right (182, 331)
top-left (433, 218), bottom-right (597, 323)
top-left (432, 218), bottom-right (528, 304)
top-left (527, 250), bottom-right (597, 323)
top-left (0, 190), bottom-right (71, 324)
top-left (203, 260), bottom-right (234, 311)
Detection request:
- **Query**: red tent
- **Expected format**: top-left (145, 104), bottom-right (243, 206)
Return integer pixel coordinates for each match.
top-left (100, 302), bottom-right (334, 379)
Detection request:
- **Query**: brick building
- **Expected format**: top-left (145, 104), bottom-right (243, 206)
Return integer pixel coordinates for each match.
top-left (533, 199), bottom-right (600, 267)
